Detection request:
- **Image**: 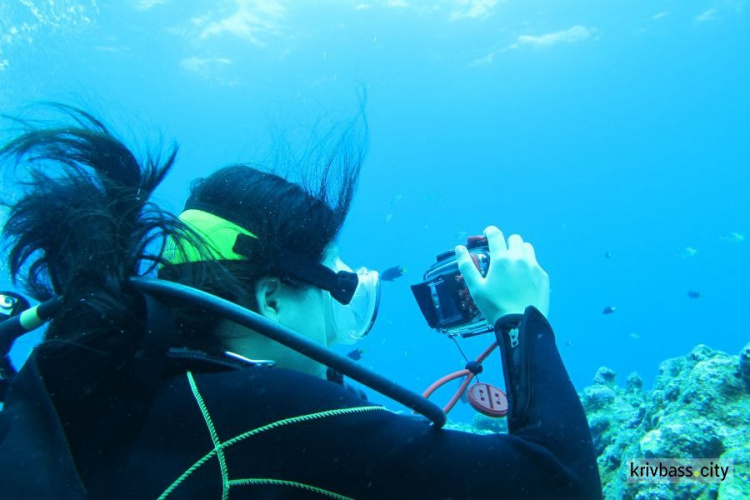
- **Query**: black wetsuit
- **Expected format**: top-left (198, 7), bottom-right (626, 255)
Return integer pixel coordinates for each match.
top-left (0, 307), bottom-right (602, 498)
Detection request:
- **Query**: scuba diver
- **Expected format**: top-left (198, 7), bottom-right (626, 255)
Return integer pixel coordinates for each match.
top-left (0, 108), bottom-right (602, 499)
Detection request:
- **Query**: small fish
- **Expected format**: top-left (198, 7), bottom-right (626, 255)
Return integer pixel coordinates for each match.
top-left (687, 291), bottom-right (701, 299)
top-left (629, 332), bottom-right (640, 340)
top-left (381, 265), bottom-right (407, 282)
top-left (721, 232), bottom-right (745, 243)
top-left (602, 306), bottom-right (617, 315)
top-left (604, 251), bottom-right (612, 259)
top-left (346, 348), bottom-right (365, 361)
top-left (680, 247), bottom-right (698, 259)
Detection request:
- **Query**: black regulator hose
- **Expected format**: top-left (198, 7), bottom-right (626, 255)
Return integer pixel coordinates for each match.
top-left (0, 279), bottom-right (447, 426)
top-left (130, 278), bottom-right (447, 427)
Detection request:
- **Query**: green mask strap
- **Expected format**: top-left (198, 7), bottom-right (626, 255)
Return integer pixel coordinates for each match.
top-left (163, 209), bottom-right (258, 265)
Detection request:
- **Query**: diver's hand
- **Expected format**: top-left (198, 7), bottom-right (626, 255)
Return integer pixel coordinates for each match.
top-left (456, 226), bottom-right (550, 325)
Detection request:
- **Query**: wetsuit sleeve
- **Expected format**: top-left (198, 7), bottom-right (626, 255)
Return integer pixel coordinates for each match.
top-left (88, 306), bottom-right (602, 499)
top-left (350, 305), bottom-right (601, 499)
top-left (493, 305), bottom-right (602, 497)
top-left (256, 306), bottom-right (603, 499)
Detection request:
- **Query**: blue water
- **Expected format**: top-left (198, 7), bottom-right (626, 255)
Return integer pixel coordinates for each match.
top-left (1, 0), bottom-right (748, 423)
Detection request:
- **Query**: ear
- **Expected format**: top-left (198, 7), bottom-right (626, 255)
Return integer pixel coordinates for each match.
top-left (255, 277), bottom-right (282, 321)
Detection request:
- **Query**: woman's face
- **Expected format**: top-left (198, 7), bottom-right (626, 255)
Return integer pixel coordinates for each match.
top-left (273, 242), bottom-right (344, 347)
top-left (221, 243), bottom-right (346, 378)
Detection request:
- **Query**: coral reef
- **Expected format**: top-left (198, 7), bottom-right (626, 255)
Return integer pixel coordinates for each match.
top-left (459, 342), bottom-right (750, 499)
top-left (582, 343), bottom-right (750, 499)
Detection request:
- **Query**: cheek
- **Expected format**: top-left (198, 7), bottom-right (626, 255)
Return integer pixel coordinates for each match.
top-left (286, 289), bottom-right (330, 346)
top-left (323, 298), bottom-right (337, 345)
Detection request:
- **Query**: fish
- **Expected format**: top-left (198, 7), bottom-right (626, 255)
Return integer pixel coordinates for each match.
top-left (721, 232), bottom-right (745, 243)
top-left (602, 306), bottom-right (617, 315)
top-left (687, 291), bottom-right (701, 299)
top-left (346, 348), bottom-right (365, 361)
top-left (680, 247), bottom-right (698, 259)
top-left (604, 251), bottom-right (612, 259)
top-left (380, 265), bottom-right (407, 282)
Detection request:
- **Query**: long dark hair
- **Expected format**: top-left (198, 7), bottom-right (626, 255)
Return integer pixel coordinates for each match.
top-left (160, 122), bottom-right (366, 352)
top-left (1, 105), bottom-right (365, 356)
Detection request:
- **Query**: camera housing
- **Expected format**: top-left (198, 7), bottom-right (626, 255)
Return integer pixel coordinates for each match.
top-left (411, 236), bottom-right (493, 337)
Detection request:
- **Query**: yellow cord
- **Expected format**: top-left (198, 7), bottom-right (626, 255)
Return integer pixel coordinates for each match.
top-left (157, 371), bottom-right (389, 499)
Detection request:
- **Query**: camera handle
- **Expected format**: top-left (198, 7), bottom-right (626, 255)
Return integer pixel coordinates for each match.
top-left (421, 341), bottom-right (508, 418)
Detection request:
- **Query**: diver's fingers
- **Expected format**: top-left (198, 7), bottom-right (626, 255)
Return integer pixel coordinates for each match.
top-left (523, 241), bottom-right (539, 265)
top-left (456, 245), bottom-right (482, 288)
top-left (507, 234), bottom-right (525, 259)
top-left (484, 226), bottom-right (507, 257)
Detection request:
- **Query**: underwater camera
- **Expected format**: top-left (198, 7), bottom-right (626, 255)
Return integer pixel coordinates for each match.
top-left (411, 235), bottom-right (493, 338)
top-left (412, 235), bottom-right (510, 418)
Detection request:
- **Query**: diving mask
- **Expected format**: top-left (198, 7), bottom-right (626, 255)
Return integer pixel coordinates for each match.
top-left (327, 259), bottom-right (380, 345)
top-left (165, 209), bottom-right (381, 343)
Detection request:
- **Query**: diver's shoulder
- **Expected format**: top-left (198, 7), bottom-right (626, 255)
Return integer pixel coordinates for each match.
top-left (151, 365), bottom-right (379, 442)
top-left (190, 364), bottom-right (361, 398)
top-left (164, 363), bottom-right (369, 411)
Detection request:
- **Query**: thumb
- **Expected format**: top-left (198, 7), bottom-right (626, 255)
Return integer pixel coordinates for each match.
top-left (456, 245), bottom-right (482, 289)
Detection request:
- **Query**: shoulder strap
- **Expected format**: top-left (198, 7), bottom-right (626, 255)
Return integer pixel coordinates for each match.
top-left (86, 292), bottom-right (176, 496)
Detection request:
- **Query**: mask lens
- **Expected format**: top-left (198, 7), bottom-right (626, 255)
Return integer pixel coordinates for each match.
top-left (330, 268), bottom-right (380, 344)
